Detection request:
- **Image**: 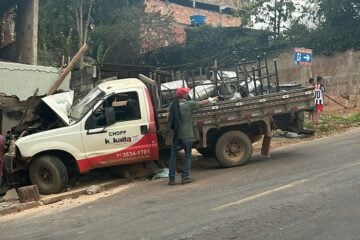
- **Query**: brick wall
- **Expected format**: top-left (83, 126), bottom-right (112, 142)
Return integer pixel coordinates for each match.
top-left (145, 0), bottom-right (241, 43)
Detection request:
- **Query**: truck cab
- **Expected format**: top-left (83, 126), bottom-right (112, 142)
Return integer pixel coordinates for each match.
top-left (5, 78), bottom-right (159, 194)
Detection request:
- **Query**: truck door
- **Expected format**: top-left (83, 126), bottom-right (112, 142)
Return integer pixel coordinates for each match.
top-left (79, 89), bottom-right (158, 172)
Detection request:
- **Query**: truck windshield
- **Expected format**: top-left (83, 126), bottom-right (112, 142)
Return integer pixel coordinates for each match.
top-left (70, 87), bottom-right (105, 120)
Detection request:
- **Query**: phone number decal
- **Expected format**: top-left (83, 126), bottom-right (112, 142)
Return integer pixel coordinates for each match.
top-left (116, 149), bottom-right (151, 160)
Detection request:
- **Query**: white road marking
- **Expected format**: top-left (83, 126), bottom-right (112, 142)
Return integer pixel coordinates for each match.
top-left (210, 162), bottom-right (360, 212)
top-left (210, 179), bottom-right (307, 211)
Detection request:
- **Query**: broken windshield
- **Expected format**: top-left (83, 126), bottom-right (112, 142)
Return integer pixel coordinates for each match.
top-left (70, 87), bottom-right (105, 120)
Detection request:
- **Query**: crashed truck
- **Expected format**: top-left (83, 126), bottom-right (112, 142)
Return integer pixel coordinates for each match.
top-left (2, 56), bottom-right (314, 194)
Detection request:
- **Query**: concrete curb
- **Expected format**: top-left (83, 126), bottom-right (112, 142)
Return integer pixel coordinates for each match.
top-left (0, 201), bottom-right (41, 216)
top-left (0, 179), bottom-right (127, 217)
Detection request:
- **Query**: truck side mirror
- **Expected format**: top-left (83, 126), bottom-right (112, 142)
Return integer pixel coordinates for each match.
top-left (105, 107), bottom-right (116, 126)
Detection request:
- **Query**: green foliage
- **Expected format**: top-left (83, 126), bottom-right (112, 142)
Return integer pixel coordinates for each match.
top-left (38, 0), bottom-right (78, 66)
top-left (231, 0), bottom-right (360, 55)
top-left (89, 7), bottom-right (142, 64)
top-left (287, 0), bottom-right (360, 54)
top-left (233, 0), bottom-right (295, 36)
top-left (38, 0), bottom-right (147, 66)
top-left (305, 112), bottom-right (360, 137)
top-left (91, 0), bottom-right (143, 25)
top-left (143, 26), bottom-right (269, 69)
top-left (346, 113), bottom-right (360, 123)
top-left (37, 0), bottom-right (360, 68)
top-left (90, 4), bottom-right (175, 64)
top-left (184, 26), bottom-right (229, 64)
top-left (142, 44), bottom-right (185, 68)
top-left (232, 0), bottom-right (257, 27)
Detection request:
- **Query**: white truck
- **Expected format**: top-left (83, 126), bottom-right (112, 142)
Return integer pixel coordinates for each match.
top-left (3, 61), bottom-right (314, 194)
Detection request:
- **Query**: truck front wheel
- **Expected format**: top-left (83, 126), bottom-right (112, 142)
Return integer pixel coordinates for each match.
top-left (215, 131), bottom-right (252, 167)
top-left (29, 155), bottom-right (68, 195)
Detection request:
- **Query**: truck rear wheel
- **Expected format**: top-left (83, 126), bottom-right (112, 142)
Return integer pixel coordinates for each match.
top-left (215, 131), bottom-right (252, 167)
top-left (29, 155), bottom-right (68, 195)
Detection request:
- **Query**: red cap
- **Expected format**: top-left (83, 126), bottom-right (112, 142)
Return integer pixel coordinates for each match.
top-left (176, 87), bottom-right (191, 98)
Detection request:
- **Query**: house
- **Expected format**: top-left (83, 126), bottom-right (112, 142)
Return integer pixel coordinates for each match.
top-left (145, 0), bottom-right (242, 44)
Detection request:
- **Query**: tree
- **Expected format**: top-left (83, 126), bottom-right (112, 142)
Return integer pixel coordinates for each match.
top-left (286, 0), bottom-right (360, 53)
top-left (70, 0), bottom-right (94, 71)
top-left (311, 0), bottom-right (360, 28)
top-left (38, 0), bottom-right (175, 66)
top-left (140, 11), bottom-right (175, 54)
top-left (143, 26), bottom-right (270, 69)
top-left (90, 4), bottom-right (175, 64)
top-left (38, 0), bottom-right (78, 66)
top-left (38, 0), bottom-right (145, 66)
top-left (232, 0), bottom-right (256, 27)
top-left (232, 0), bottom-right (297, 38)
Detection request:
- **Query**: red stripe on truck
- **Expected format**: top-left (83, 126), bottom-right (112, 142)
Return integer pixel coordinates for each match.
top-left (78, 135), bottom-right (154, 173)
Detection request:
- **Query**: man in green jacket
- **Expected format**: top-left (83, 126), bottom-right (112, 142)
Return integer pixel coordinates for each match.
top-left (168, 87), bottom-right (217, 185)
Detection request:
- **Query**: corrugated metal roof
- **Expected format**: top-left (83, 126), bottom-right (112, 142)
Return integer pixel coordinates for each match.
top-left (0, 61), bottom-right (59, 73)
top-left (0, 62), bottom-right (70, 101)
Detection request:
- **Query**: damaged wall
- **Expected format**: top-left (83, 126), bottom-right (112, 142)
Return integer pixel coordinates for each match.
top-left (0, 61), bottom-right (70, 135)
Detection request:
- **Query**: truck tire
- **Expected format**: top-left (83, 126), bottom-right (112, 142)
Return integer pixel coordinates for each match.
top-left (215, 131), bottom-right (252, 167)
top-left (29, 155), bottom-right (68, 195)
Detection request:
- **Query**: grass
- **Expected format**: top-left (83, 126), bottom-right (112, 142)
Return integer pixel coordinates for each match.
top-left (346, 113), bottom-right (360, 123)
top-left (305, 112), bottom-right (360, 137)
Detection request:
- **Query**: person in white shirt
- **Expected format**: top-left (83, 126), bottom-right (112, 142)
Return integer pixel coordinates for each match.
top-left (314, 76), bottom-right (326, 124)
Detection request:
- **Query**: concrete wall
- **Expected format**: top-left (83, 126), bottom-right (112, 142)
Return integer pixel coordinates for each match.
top-left (0, 62), bottom-right (71, 134)
top-left (0, 62), bottom-right (70, 101)
top-left (272, 49), bottom-right (360, 96)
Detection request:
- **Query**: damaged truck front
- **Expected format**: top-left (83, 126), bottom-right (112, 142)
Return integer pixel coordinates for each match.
top-left (4, 91), bottom-right (77, 193)
top-left (4, 79), bottom-right (161, 195)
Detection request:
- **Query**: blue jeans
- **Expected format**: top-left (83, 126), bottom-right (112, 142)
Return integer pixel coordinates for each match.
top-left (169, 138), bottom-right (193, 180)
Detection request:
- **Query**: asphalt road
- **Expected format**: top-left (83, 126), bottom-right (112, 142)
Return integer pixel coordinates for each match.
top-left (1, 128), bottom-right (360, 240)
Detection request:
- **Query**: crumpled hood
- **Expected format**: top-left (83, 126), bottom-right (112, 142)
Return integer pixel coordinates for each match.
top-left (41, 91), bottom-right (74, 125)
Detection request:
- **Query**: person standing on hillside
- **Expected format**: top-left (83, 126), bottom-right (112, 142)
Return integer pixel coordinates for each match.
top-left (314, 76), bottom-right (326, 124)
top-left (308, 78), bottom-right (316, 124)
top-left (168, 87), bottom-right (217, 185)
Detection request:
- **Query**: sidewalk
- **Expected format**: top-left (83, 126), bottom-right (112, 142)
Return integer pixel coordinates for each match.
top-left (0, 160), bottom-right (163, 217)
top-left (0, 178), bottom-right (128, 217)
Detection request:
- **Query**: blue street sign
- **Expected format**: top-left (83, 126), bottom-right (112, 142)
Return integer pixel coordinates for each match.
top-left (294, 48), bottom-right (313, 66)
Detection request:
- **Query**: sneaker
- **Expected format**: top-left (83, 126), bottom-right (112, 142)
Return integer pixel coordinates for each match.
top-left (181, 178), bottom-right (194, 185)
top-left (168, 179), bottom-right (177, 186)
